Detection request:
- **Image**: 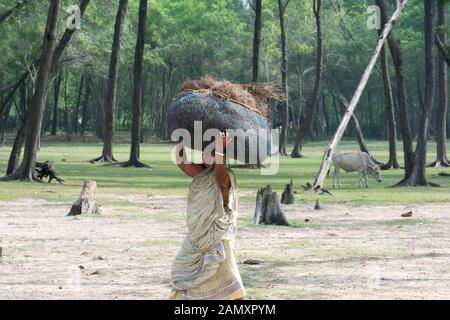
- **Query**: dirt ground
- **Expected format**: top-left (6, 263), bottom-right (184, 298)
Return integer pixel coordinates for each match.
top-left (1, 193), bottom-right (450, 300)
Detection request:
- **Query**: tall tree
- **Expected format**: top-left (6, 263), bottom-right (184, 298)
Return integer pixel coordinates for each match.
top-left (397, 0), bottom-right (437, 186)
top-left (80, 75), bottom-right (91, 138)
top-left (124, 0), bottom-right (149, 168)
top-left (378, 0), bottom-right (415, 182)
top-left (73, 75), bottom-right (85, 134)
top-left (51, 71), bottom-right (62, 136)
top-left (4, 0), bottom-right (91, 175)
top-left (291, 0), bottom-right (323, 158)
top-left (1, 0), bottom-right (61, 181)
top-left (277, 0), bottom-right (290, 156)
top-left (251, 0), bottom-right (263, 82)
top-left (377, 0), bottom-right (400, 170)
top-left (430, 0), bottom-right (449, 167)
top-left (92, 0), bottom-right (128, 162)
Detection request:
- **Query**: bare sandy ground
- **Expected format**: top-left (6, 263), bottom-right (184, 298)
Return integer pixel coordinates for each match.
top-left (1, 193), bottom-right (450, 300)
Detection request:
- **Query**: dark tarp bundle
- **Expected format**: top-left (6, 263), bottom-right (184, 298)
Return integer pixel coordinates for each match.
top-left (167, 91), bottom-right (272, 164)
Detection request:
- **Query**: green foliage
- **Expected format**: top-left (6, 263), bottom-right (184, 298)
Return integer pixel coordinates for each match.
top-left (0, 0), bottom-right (448, 139)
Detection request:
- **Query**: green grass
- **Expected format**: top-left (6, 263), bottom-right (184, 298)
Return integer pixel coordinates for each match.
top-left (1, 138), bottom-right (450, 205)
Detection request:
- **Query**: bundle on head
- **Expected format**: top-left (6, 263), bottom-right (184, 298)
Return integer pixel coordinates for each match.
top-left (179, 76), bottom-right (284, 118)
top-left (168, 77), bottom-right (283, 164)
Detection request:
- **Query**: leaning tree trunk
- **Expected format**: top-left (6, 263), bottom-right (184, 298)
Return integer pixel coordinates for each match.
top-left (1, 0), bottom-right (61, 182)
top-left (397, 0), bottom-right (437, 186)
top-left (254, 185), bottom-right (290, 226)
top-left (430, 0), bottom-right (449, 167)
top-left (93, 0), bottom-right (128, 162)
top-left (124, 0), bottom-right (148, 168)
top-left (330, 87), bottom-right (380, 164)
top-left (0, 0), bottom-right (33, 25)
top-left (291, 0), bottom-right (323, 158)
top-left (252, 0), bottom-right (262, 83)
top-left (334, 92), bottom-right (380, 164)
top-left (435, 32), bottom-right (450, 67)
top-left (313, 1), bottom-right (407, 190)
top-left (277, 0), bottom-right (290, 156)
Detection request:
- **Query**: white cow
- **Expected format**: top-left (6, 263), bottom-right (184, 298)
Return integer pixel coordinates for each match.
top-left (332, 151), bottom-right (382, 188)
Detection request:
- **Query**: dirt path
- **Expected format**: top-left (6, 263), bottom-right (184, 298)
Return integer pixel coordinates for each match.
top-left (1, 195), bottom-right (450, 300)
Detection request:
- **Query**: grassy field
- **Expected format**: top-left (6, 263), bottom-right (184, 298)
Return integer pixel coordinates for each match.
top-left (2, 137), bottom-right (450, 300)
top-left (1, 138), bottom-right (450, 205)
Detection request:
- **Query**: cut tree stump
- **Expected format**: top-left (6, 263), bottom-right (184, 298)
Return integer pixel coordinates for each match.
top-left (314, 200), bottom-right (322, 210)
top-left (281, 179), bottom-right (294, 204)
top-left (254, 185), bottom-right (290, 226)
top-left (68, 180), bottom-right (101, 216)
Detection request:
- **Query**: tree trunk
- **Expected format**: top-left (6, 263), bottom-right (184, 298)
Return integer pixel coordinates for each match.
top-left (2, 0), bottom-right (90, 178)
top-left (277, 0), bottom-right (290, 156)
top-left (252, 0), bottom-right (262, 83)
top-left (291, 0), bottom-right (323, 158)
top-left (1, 0), bottom-right (61, 182)
top-left (80, 75), bottom-right (90, 138)
top-left (313, 1), bottom-right (407, 190)
top-left (93, 0), bottom-right (128, 162)
top-left (377, 2), bottom-right (400, 170)
top-left (334, 93), bottom-right (380, 164)
top-left (50, 71), bottom-right (62, 136)
top-left (63, 70), bottom-right (71, 141)
top-left (73, 75), bottom-right (84, 134)
top-left (435, 33), bottom-right (450, 67)
top-left (430, 0), bottom-right (449, 167)
top-left (124, 0), bottom-right (148, 168)
top-left (254, 185), bottom-right (290, 226)
top-left (6, 115), bottom-right (27, 175)
top-left (68, 181), bottom-right (101, 215)
top-left (397, 0), bottom-right (437, 186)
top-left (0, 100), bottom-right (13, 148)
top-left (379, 0), bottom-right (415, 181)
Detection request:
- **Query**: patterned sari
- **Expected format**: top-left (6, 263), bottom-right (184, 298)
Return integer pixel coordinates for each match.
top-left (170, 165), bottom-right (246, 300)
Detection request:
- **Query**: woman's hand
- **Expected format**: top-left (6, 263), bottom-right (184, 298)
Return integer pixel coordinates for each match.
top-left (175, 139), bottom-right (186, 165)
top-left (215, 132), bottom-right (231, 155)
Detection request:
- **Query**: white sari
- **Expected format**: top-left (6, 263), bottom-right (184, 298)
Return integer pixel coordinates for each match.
top-left (170, 165), bottom-right (245, 300)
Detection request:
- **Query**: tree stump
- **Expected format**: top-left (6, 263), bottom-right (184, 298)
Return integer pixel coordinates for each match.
top-left (68, 181), bottom-right (101, 216)
top-left (254, 185), bottom-right (290, 226)
top-left (281, 179), bottom-right (294, 204)
top-left (314, 200), bottom-right (322, 210)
